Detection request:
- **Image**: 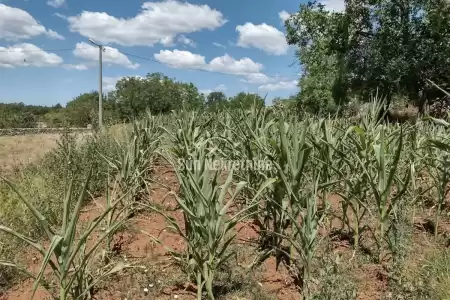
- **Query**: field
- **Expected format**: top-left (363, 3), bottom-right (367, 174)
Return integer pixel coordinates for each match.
top-left (0, 134), bottom-right (60, 175)
top-left (1, 104), bottom-right (450, 300)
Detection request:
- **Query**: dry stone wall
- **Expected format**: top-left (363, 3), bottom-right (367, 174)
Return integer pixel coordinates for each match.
top-left (0, 128), bottom-right (92, 136)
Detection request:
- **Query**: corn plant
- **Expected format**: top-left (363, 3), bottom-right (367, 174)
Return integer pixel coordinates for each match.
top-left (247, 119), bottom-right (312, 268)
top-left (425, 137), bottom-right (450, 237)
top-left (285, 176), bottom-right (328, 300)
top-left (101, 115), bottom-right (161, 207)
top-left (328, 100), bottom-right (389, 250)
top-left (0, 171), bottom-right (129, 300)
top-left (101, 173), bottom-right (133, 262)
top-left (309, 118), bottom-right (344, 204)
top-left (224, 102), bottom-right (276, 205)
top-left (162, 110), bottom-right (213, 161)
top-left (333, 125), bottom-right (376, 250)
top-left (148, 143), bottom-right (274, 300)
top-left (359, 126), bottom-right (411, 260)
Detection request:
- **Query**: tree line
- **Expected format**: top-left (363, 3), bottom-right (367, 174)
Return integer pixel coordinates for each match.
top-left (0, 72), bottom-right (272, 128)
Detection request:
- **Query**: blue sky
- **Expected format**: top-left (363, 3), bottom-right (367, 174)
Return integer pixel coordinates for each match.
top-left (0, 0), bottom-right (343, 106)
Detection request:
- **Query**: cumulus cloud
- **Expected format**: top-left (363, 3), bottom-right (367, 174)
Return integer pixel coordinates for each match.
top-left (0, 4), bottom-right (64, 40)
top-left (63, 64), bottom-right (88, 71)
top-left (241, 73), bottom-right (272, 84)
top-left (279, 10), bottom-right (290, 22)
top-left (0, 43), bottom-right (63, 68)
top-left (321, 0), bottom-right (346, 12)
top-left (154, 49), bottom-right (206, 68)
top-left (73, 42), bottom-right (140, 69)
top-left (47, 0), bottom-right (65, 8)
top-left (259, 80), bottom-right (298, 91)
top-left (236, 22), bottom-right (288, 55)
top-left (208, 54), bottom-right (262, 75)
top-left (154, 49), bottom-right (263, 76)
top-left (67, 1), bottom-right (226, 47)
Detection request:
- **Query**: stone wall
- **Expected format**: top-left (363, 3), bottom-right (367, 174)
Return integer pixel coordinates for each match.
top-left (0, 128), bottom-right (92, 136)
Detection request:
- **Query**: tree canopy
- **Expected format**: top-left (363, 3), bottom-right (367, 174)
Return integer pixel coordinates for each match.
top-left (286, 0), bottom-right (450, 113)
top-left (110, 73), bottom-right (205, 121)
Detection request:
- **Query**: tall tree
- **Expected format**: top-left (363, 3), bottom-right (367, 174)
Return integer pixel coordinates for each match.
top-left (65, 92), bottom-right (99, 127)
top-left (206, 92), bottom-right (228, 111)
top-left (286, 0), bottom-right (450, 112)
top-left (228, 93), bottom-right (265, 110)
top-left (112, 73), bottom-right (204, 120)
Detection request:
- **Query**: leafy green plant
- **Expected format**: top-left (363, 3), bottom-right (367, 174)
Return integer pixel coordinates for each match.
top-left (0, 171), bottom-right (129, 300)
top-left (147, 142), bottom-right (274, 300)
top-left (287, 177), bottom-right (328, 299)
top-left (246, 119), bottom-right (312, 267)
top-left (101, 115), bottom-right (161, 207)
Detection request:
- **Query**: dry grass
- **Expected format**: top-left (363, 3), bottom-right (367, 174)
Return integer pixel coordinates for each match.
top-left (0, 132), bottom-right (91, 175)
top-left (0, 134), bottom-right (60, 174)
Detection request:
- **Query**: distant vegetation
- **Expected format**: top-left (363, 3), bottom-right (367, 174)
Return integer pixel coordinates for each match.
top-left (0, 72), bottom-right (275, 129)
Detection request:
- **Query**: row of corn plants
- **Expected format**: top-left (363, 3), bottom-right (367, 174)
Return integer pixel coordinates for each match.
top-left (0, 116), bottom-right (163, 299)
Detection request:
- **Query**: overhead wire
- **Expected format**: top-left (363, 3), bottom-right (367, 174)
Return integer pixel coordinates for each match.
top-left (0, 45), bottom-right (299, 81)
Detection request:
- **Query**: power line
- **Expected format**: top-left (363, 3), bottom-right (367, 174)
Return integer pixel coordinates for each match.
top-left (119, 50), bottom-right (298, 81)
top-left (0, 45), bottom-right (299, 80)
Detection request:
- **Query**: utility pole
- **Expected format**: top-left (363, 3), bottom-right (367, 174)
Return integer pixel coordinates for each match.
top-left (89, 39), bottom-right (104, 129)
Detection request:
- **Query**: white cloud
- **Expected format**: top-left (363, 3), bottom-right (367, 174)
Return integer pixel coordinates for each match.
top-left (0, 43), bottom-right (63, 68)
top-left (47, 0), bottom-right (65, 8)
top-left (73, 42), bottom-right (140, 69)
top-left (178, 35), bottom-right (196, 47)
top-left (154, 49), bottom-right (206, 68)
top-left (279, 10), bottom-right (290, 22)
top-left (259, 80), bottom-right (298, 91)
top-left (321, 0), bottom-right (345, 12)
top-left (242, 73), bottom-right (272, 84)
top-left (46, 29), bottom-right (65, 40)
top-left (0, 4), bottom-right (64, 40)
top-left (236, 22), bottom-right (288, 55)
top-left (67, 1), bottom-right (226, 47)
top-left (154, 49), bottom-right (263, 75)
top-left (208, 54), bottom-right (263, 75)
top-left (63, 63), bottom-right (88, 70)
top-left (213, 42), bottom-right (226, 49)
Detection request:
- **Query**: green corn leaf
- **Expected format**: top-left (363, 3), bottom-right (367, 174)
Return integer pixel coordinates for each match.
top-left (1, 177), bottom-right (54, 240)
top-left (32, 235), bottom-right (63, 300)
